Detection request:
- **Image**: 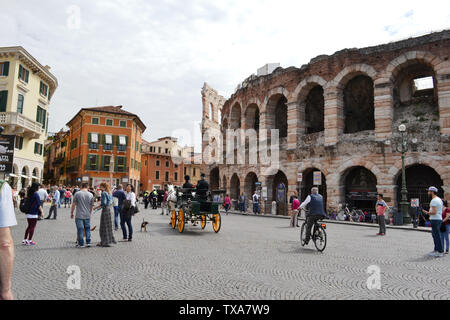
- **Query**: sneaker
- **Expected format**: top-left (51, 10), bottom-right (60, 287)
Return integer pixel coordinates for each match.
top-left (22, 240), bottom-right (27, 245)
top-left (76, 244), bottom-right (85, 248)
top-left (445, 251), bottom-right (449, 255)
top-left (26, 240), bottom-right (36, 246)
top-left (436, 252), bottom-right (444, 258)
top-left (428, 251), bottom-right (438, 257)
top-left (86, 243), bottom-right (91, 247)
top-left (376, 233), bottom-right (383, 236)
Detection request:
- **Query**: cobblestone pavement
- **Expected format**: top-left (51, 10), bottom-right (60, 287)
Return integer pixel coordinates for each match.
top-left (10, 206), bottom-right (450, 300)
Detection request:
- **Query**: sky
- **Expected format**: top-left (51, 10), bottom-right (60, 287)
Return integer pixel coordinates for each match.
top-left (1, 0), bottom-right (449, 151)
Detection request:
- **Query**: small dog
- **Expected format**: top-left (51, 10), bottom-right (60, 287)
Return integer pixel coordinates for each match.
top-left (140, 219), bottom-right (149, 232)
top-left (75, 226), bottom-right (97, 244)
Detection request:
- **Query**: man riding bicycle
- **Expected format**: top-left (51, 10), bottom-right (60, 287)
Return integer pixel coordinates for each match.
top-left (300, 187), bottom-right (326, 245)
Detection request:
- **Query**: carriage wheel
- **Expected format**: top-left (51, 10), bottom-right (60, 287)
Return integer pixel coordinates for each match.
top-left (177, 208), bottom-right (185, 233)
top-left (171, 210), bottom-right (177, 229)
top-left (201, 215), bottom-right (207, 230)
top-left (212, 213), bottom-right (221, 233)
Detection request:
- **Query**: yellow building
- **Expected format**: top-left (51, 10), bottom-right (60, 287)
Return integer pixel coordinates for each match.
top-left (0, 46), bottom-right (58, 190)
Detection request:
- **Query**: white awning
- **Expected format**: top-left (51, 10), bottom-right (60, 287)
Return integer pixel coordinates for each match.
top-left (91, 134), bottom-right (98, 143)
top-left (21, 175), bottom-right (29, 179)
top-left (8, 173), bottom-right (18, 178)
top-left (105, 134), bottom-right (113, 144)
top-left (119, 136), bottom-right (126, 145)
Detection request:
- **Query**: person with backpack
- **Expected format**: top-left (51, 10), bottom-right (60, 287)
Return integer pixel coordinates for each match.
top-left (64, 189), bottom-right (72, 208)
top-left (239, 193), bottom-right (246, 213)
top-left (0, 179), bottom-right (17, 300)
top-left (252, 191), bottom-right (260, 215)
top-left (22, 183), bottom-right (43, 246)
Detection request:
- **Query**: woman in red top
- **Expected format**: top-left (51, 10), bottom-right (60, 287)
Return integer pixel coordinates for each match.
top-left (224, 195), bottom-right (231, 215)
top-left (290, 195), bottom-right (300, 228)
top-left (440, 200), bottom-right (450, 254)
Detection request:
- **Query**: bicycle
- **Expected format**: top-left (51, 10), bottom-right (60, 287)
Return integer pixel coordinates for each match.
top-left (300, 209), bottom-right (328, 252)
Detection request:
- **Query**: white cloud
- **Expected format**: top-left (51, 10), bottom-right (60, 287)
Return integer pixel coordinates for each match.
top-left (1, 0), bottom-right (449, 151)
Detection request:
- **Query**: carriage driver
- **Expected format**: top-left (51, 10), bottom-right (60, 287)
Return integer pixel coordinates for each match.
top-left (182, 175), bottom-right (193, 189)
top-left (300, 187), bottom-right (326, 245)
top-left (195, 173), bottom-right (210, 201)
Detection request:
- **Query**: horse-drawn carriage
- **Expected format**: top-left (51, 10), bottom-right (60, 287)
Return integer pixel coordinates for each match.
top-left (170, 188), bottom-right (225, 233)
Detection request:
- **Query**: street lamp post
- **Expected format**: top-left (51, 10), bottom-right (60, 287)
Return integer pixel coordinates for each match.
top-left (396, 124), bottom-right (411, 225)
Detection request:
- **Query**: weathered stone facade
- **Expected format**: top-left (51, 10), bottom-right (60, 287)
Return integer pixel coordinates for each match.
top-left (202, 31), bottom-right (450, 214)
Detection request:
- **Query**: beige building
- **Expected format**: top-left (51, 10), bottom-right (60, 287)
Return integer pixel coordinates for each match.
top-left (0, 46), bottom-right (58, 190)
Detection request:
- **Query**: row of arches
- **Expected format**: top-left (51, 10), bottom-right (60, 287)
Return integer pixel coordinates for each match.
top-left (222, 51), bottom-right (445, 139)
top-left (211, 164), bottom-right (444, 215)
top-left (9, 164), bottom-right (41, 190)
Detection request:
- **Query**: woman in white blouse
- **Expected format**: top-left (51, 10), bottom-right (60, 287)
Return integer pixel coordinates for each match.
top-left (121, 184), bottom-right (136, 242)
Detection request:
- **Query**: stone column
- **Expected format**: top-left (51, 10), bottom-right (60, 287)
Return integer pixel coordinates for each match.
top-left (286, 101), bottom-right (301, 150)
top-left (324, 88), bottom-right (343, 146)
top-left (374, 80), bottom-right (394, 141)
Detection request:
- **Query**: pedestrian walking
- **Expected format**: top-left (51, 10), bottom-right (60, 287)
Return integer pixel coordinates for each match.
top-left (113, 185), bottom-right (127, 231)
top-left (422, 186), bottom-right (444, 258)
top-left (161, 188), bottom-right (168, 215)
top-left (143, 190), bottom-right (150, 209)
top-left (0, 178), bottom-right (17, 300)
top-left (71, 183), bottom-right (94, 248)
top-left (290, 195), bottom-right (300, 227)
top-left (23, 183), bottom-right (43, 246)
top-left (224, 194), bottom-right (231, 215)
top-left (64, 188), bottom-right (72, 208)
top-left (95, 183), bottom-right (116, 247)
top-left (375, 194), bottom-right (387, 236)
top-left (121, 184), bottom-right (136, 242)
top-left (45, 186), bottom-right (60, 220)
top-left (440, 200), bottom-right (450, 254)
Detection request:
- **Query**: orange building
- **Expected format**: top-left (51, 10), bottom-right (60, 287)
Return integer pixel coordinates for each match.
top-left (65, 105), bottom-right (146, 193)
top-left (140, 137), bottom-right (185, 192)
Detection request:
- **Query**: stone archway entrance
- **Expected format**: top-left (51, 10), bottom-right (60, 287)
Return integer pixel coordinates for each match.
top-left (343, 166), bottom-right (377, 212)
top-left (396, 164), bottom-right (443, 210)
top-left (210, 167), bottom-right (220, 191)
top-left (230, 173), bottom-right (240, 203)
top-left (244, 172), bottom-right (258, 201)
top-left (300, 168), bottom-right (327, 210)
top-left (267, 170), bottom-right (288, 216)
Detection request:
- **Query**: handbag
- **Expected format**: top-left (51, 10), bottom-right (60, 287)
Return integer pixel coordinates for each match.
top-left (134, 203), bottom-right (140, 214)
top-left (440, 222), bottom-right (447, 233)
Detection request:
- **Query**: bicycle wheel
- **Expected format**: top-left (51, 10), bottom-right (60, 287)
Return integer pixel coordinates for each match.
top-left (313, 226), bottom-right (327, 252)
top-left (300, 222), bottom-right (307, 247)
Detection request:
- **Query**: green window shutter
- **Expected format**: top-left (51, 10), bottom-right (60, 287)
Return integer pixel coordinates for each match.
top-left (39, 82), bottom-right (42, 94)
top-left (19, 137), bottom-right (23, 149)
top-left (86, 155), bottom-right (90, 170)
top-left (115, 156), bottom-right (118, 171)
top-left (88, 133), bottom-right (91, 144)
top-left (36, 107), bottom-right (40, 122)
top-left (95, 155), bottom-right (99, 170)
top-left (42, 109), bottom-right (46, 128)
top-left (3, 62), bottom-right (9, 76)
top-left (25, 69), bottom-right (29, 83)
top-left (102, 134), bottom-right (106, 145)
top-left (34, 143), bottom-right (38, 154)
top-left (125, 136), bottom-right (129, 146)
top-left (18, 65), bottom-right (23, 80)
top-left (101, 156), bottom-right (105, 171)
top-left (0, 90), bottom-right (7, 112)
top-left (115, 135), bottom-right (119, 146)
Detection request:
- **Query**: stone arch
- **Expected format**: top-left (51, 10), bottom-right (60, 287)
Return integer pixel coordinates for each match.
top-left (299, 168), bottom-right (327, 209)
top-left (210, 167), bottom-right (220, 190)
top-left (340, 165), bottom-right (378, 211)
top-left (263, 89), bottom-right (289, 138)
top-left (266, 170), bottom-right (289, 215)
top-left (230, 173), bottom-right (240, 201)
top-left (330, 64), bottom-right (377, 89)
top-left (229, 102), bottom-right (242, 129)
top-left (394, 164), bottom-right (444, 210)
top-left (389, 156), bottom-right (447, 185)
top-left (21, 166), bottom-right (30, 189)
top-left (291, 75), bottom-right (328, 102)
top-left (261, 87), bottom-right (290, 113)
top-left (244, 172), bottom-right (259, 200)
top-left (244, 103), bottom-right (260, 131)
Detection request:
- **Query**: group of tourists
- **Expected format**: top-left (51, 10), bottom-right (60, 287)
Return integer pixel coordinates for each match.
top-left (223, 191), bottom-right (261, 215)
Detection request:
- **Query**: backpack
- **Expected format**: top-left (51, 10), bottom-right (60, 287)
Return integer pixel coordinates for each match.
top-left (20, 197), bottom-right (32, 214)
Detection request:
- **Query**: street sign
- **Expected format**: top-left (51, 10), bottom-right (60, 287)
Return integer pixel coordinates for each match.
top-left (410, 199), bottom-right (420, 208)
top-left (313, 171), bottom-right (322, 186)
top-left (297, 172), bottom-right (303, 182)
top-left (0, 135), bottom-right (15, 174)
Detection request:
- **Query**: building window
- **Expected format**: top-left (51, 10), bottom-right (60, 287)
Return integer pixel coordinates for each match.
top-left (71, 138), bottom-right (78, 150)
top-left (102, 155), bottom-right (111, 171)
top-left (156, 160), bottom-right (160, 166)
top-left (165, 148), bottom-right (168, 154)
top-left (119, 120), bottom-right (126, 127)
top-left (135, 141), bottom-right (139, 152)
top-left (18, 65), bottom-right (29, 83)
top-left (34, 142), bottom-right (43, 155)
top-left (116, 156), bottom-right (126, 172)
top-left (36, 106), bottom-right (46, 129)
top-left (92, 117), bottom-right (99, 125)
top-left (15, 136), bottom-right (23, 150)
top-left (87, 154), bottom-right (98, 170)
top-left (39, 81), bottom-right (48, 97)
top-left (106, 119), bottom-right (113, 126)
top-left (17, 94), bottom-right (24, 114)
top-left (0, 91), bottom-right (7, 112)
top-left (166, 161), bottom-right (169, 168)
top-left (117, 135), bottom-right (127, 151)
top-left (165, 172), bottom-right (169, 182)
top-left (103, 134), bottom-right (113, 151)
top-left (155, 171), bottom-right (160, 180)
top-left (174, 172), bottom-right (178, 181)
top-left (193, 168), bottom-right (196, 176)
top-left (0, 61), bottom-right (9, 76)
top-left (89, 133), bottom-right (99, 149)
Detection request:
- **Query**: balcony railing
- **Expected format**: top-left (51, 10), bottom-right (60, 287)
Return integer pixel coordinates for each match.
top-left (0, 112), bottom-right (45, 138)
